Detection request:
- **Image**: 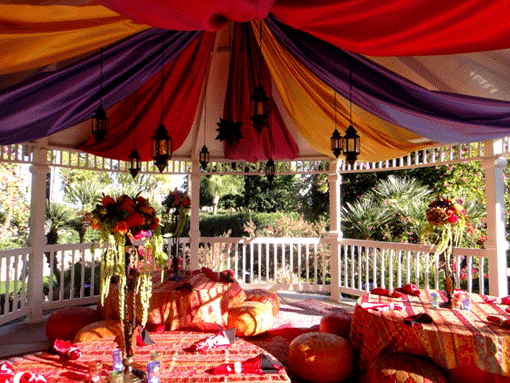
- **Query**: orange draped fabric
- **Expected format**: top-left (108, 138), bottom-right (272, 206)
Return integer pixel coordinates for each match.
top-left (78, 31), bottom-right (215, 161)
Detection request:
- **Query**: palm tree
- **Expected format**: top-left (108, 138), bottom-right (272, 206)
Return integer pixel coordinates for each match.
top-left (206, 175), bottom-right (244, 214)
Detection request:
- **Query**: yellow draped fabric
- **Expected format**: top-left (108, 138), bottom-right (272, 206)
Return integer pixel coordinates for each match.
top-left (252, 20), bottom-right (433, 162)
top-left (0, 3), bottom-right (149, 75)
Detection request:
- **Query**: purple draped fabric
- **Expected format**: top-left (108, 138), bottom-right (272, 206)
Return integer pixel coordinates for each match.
top-left (266, 16), bottom-right (510, 143)
top-left (0, 28), bottom-right (201, 145)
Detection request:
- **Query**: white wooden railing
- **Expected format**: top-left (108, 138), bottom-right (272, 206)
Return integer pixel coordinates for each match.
top-left (0, 237), bottom-right (489, 326)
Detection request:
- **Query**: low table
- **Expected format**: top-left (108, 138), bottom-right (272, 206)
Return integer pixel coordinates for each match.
top-left (5, 331), bottom-right (290, 382)
top-left (350, 290), bottom-right (510, 377)
top-left (100, 269), bottom-right (246, 330)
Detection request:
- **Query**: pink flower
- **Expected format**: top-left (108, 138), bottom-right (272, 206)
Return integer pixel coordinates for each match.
top-left (448, 214), bottom-right (459, 224)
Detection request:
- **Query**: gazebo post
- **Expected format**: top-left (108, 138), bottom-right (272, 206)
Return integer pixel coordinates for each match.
top-left (25, 139), bottom-right (49, 324)
top-left (482, 139), bottom-right (509, 297)
top-left (189, 159), bottom-right (201, 271)
top-left (327, 160), bottom-right (342, 302)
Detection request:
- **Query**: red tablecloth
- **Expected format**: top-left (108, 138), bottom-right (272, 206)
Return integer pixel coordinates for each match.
top-left (350, 290), bottom-right (510, 377)
top-left (100, 269), bottom-right (246, 330)
top-left (3, 331), bottom-right (290, 382)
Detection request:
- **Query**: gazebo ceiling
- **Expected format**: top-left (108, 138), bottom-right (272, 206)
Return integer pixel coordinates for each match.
top-left (1, 0), bottom-right (510, 165)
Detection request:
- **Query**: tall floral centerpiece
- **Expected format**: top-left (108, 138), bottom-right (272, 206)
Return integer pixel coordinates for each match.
top-left (162, 188), bottom-right (191, 279)
top-left (86, 194), bottom-right (166, 383)
top-left (425, 195), bottom-right (468, 307)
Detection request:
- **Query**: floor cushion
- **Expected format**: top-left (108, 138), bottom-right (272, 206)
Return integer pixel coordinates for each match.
top-left (319, 311), bottom-right (354, 339)
top-left (244, 289), bottom-right (280, 317)
top-left (45, 306), bottom-right (100, 342)
top-left (367, 353), bottom-right (448, 383)
top-left (288, 332), bottom-right (354, 383)
top-left (73, 319), bottom-right (122, 343)
top-left (227, 301), bottom-right (274, 337)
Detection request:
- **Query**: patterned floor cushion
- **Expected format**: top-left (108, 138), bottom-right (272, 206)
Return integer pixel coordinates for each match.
top-left (289, 332), bottom-right (355, 383)
top-left (244, 289), bottom-right (280, 317)
top-left (227, 301), bottom-right (274, 337)
top-left (367, 353), bottom-right (448, 383)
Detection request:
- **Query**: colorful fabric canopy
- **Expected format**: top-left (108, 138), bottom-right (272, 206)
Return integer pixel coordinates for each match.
top-left (1, 0), bottom-right (510, 164)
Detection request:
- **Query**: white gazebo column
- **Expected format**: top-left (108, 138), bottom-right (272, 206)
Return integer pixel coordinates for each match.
top-left (327, 160), bottom-right (342, 302)
top-left (188, 159), bottom-right (201, 271)
top-left (482, 139), bottom-right (508, 297)
top-left (26, 139), bottom-right (49, 323)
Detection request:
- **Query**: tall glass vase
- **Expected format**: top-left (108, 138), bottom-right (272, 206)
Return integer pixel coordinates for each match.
top-left (440, 242), bottom-right (455, 309)
top-left (120, 237), bottom-right (145, 383)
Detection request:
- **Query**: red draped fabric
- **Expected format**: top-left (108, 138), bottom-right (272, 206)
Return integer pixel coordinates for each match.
top-left (223, 22), bottom-right (298, 162)
top-left (78, 32), bottom-right (215, 161)
top-left (271, 0), bottom-right (510, 55)
top-left (96, 0), bottom-right (275, 31)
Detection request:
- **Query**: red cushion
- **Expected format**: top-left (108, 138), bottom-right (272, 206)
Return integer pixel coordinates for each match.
top-left (319, 311), bottom-right (353, 339)
top-left (367, 354), bottom-right (448, 383)
top-left (45, 306), bottom-right (100, 342)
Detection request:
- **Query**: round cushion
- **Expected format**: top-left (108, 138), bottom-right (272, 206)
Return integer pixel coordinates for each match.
top-left (227, 301), bottom-right (274, 337)
top-left (45, 306), bottom-right (100, 342)
top-left (244, 289), bottom-right (280, 317)
top-left (73, 319), bottom-right (122, 343)
top-left (367, 354), bottom-right (448, 383)
top-left (319, 311), bottom-right (353, 339)
top-left (289, 332), bottom-right (354, 383)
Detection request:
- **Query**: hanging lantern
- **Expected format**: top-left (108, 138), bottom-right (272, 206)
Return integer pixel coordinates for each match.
top-left (128, 149), bottom-right (141, 178)
top-left (91, 105), bottom-right (109, 143)
top-left (152, 124), bottom-right (172, 172)
top-left (250, 83), bottom-right (270, 133)
top-left (342, 124), bottom-right (360, 166)
top-left (330, 128), bottom-right (342, 158)
top-left (265, 158), bottom-right (276, 184)
top-left (199, 145), bottom-right (210, 171)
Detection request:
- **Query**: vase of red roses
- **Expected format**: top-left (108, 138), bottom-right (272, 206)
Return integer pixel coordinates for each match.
top-left (162, 188), bottom-right (191, 280)
top-left (425, 195), bottom-right (467, 308)
top-left (86, 194), bottom-right (166, 382)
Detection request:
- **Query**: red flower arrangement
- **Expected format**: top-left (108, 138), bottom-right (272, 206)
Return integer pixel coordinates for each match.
top-left (86, 194), bottom-right (160, 241)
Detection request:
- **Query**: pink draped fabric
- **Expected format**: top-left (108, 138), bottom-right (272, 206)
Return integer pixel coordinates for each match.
top-left (222, 22), bottom-right (298, 162)
top-left (96, 0), bottom-right (275, 31)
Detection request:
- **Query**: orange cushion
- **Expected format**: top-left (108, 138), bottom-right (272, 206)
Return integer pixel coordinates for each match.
top-left (73, 319), bottom-right (122, 343)
top-left (45, 306), bottom-right (100, 342)
top-left (367, 354), bottom-right (448, 383)
top-left (289, 332), bottom-right (354, 383)
top-left (227, 301), bottom-right (274, 337)
top-left (319, 311), bottom-right (353, 339)
top-left (244, 289), bottom-right (280, 317)
top-left (449, 364), bottom-right (510, 383)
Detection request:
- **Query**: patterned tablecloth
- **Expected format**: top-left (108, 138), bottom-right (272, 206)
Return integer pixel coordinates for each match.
top-left (100, 269), bottom-right (246, 330)
top-left (4, 331), bottom-right (290, 382)
top-left (350, 290), bottom-right (510, 377)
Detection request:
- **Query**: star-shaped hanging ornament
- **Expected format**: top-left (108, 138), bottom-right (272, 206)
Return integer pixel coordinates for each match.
top-left (216, 116), bottom-right (243, 146)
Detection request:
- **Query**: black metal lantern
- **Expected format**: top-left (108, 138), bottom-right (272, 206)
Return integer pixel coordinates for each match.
top-left (330, 128), bottom-right (342, 158)
top-left (128, 149), bottom-right (141, 178)
top-left (91, 105), bottom-right (109, 143)
top-left (250, 83), bottom-right (270, 133)
top-left (199, 145), bottom-right (210, 171)
top-left (152, 124), bottom-right (172, 172)
top-left (342, 124), bottom-right (360, 166)
top-left (265, 158), bottom-right (275, 183)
